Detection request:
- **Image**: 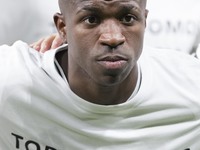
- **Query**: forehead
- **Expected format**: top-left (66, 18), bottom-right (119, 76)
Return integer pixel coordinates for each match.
top-left (66, 0), bottom-right (146, 13)
top-left (70, 0), bottom-right (144, 8)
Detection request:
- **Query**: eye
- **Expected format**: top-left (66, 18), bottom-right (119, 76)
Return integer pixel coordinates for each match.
top-left (84, 16), bottom-right (99, 25)
top-left (120, 15), bottom-right (136, 24)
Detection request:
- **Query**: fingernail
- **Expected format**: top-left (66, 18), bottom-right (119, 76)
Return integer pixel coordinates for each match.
top-left (41, 44), bottom-right (47, 51)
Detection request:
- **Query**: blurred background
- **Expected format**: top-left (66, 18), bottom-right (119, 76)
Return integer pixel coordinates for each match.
top-left (0, 0), bottom-right (59, 45)
top-left (145, 0), bottom-right (200, 55)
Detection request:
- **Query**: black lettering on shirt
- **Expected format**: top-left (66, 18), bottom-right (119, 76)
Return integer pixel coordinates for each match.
top-left (25, 140), bottom-right (40, 150)
top-left (11, 133), bottom-right (24, 149)
top-left (11, 132), bottom-right (57, 150)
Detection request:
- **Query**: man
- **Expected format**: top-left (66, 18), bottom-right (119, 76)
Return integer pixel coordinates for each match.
top-left (0, 0), bottom-right (200, 149)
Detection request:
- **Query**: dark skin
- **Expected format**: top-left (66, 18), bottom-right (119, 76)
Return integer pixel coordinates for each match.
top-left (54, 0), bottom-right (148, 105)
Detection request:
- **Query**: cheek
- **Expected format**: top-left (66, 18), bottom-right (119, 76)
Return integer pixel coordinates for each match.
top-left (68, 29), bottom-right (94, 65)
top-left (68, 42), bottom-right (91, 69)
top-left (127, 31), bottom-right (143, 51)
top-left (72, 24), bottom-right (99, 44)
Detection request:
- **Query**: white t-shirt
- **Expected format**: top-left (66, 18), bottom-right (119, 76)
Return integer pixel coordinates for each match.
top-left (0, 0), bottom-right (59, 45)
top-left (144, 0), bottom-right (200, 54)
top-left (0, 41), bottom-right (200, 150)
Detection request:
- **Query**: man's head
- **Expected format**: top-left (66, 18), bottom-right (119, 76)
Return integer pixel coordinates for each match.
top-left (54, 0), bottom-right (148, 88)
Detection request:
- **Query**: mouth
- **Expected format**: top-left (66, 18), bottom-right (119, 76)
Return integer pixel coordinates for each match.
top-left (97, 55), bottom-right (128, 70)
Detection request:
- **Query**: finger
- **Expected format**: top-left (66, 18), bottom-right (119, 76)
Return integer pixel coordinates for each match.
top-left (30, 38), bottom-right (45, 51)
top-left (40, 34), bottom-right (57, 53)
top-left (51, 34), bottom-right (63, 49)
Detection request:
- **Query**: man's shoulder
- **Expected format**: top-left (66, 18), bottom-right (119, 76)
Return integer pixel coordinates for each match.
top-left (0, 41), bottom-right (29, 61)
top-left (139, 46), bottom-right (200, 85)
top-left (141, 46), bottom-right (200, 66)
top-left (0, 40), bottom-right (31, 54)
top-left (0, 41), bottom-right (43, 70)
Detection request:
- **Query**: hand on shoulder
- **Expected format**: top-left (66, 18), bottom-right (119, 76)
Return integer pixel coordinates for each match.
top-left (30, 33), bottom-right (63, 53)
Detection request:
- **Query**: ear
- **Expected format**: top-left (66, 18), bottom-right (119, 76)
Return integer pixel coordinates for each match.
top-left (144, 9), bottom-right (149, 27)
top-left (54, 13), bottom-right (67, 43)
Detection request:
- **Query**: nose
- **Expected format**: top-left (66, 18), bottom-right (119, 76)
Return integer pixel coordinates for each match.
top-left (99, 20), bottom-right (125, 49)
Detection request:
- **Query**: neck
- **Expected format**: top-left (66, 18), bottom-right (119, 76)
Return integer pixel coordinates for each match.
top-left (69, 67), bottom-right (138, 105)
top-left (56, 50), bottom-right (139, 105)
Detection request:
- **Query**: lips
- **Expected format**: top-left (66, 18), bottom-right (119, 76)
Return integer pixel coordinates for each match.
top-left (97, 55), bottom-right (128, 70)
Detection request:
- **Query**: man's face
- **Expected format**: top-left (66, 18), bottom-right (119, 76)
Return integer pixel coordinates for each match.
top-left (59, 0), bottom-right (147, 86)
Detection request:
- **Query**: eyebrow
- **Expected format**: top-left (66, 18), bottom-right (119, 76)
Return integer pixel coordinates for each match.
top-left (76, 3), bottom-right (102, 14)
top-left (118, 4), bottom-right (140, 13)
